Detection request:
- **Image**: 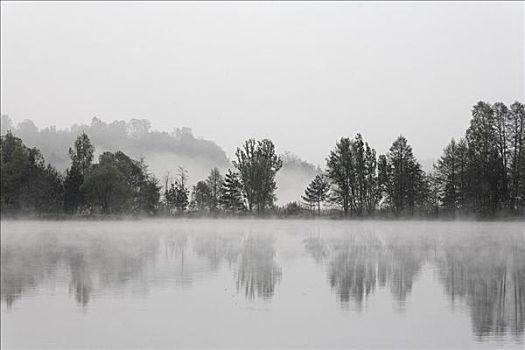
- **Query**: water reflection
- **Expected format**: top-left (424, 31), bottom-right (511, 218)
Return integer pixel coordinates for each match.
top-left (1, 236), bottom-right (61, 307)
top-left (1, 232), bottom-right (158, 307)
top-left (236, 236), bottom-right (282, 300)
top-left (193, 235), bottom-right (241, 270)
top-left (304, 228), bottom-right (524, 339)
top-left (436, 234), bottom-right (525, 340)
top-left (1, 221), bottom-right (523, 342)
top-left (317, 234), bottom-right (424, 309)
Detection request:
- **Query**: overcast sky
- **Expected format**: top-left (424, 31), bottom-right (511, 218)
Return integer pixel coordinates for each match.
top-left (1, 1), bottom-right (523, 165)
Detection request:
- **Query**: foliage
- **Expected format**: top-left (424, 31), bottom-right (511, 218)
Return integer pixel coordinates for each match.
top-left (80, 164), bottom-right (132, 214)
top-left (434, 101), bottom-right (525, 216)
top-left (165, 167), bottom-right (189, 213)
top-left (220, 169), bottom-right (245, 212)
top-left (1, 100), bottom-right (523, 219)
top-left (64, 132), bottom-right (94, 213)
top-left (302, 174), bottom-right (329, 214)
top-left (234, 139), bottom-right (283, 213)
top-left (206, 167), bottom-right (223, 212)
top-left (0, 131), bottom-right (63, 215)
top-left (190, 180), bottom-right (211, 212)
top-left (326, 134), bottom-right (379, 216)
top-left (378, 135), bottom-right (427, 216)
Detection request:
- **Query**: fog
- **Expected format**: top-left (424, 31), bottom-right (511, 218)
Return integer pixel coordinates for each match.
top-left (1, 2), bottom-right (523, 166)
top-left (1, 115), bottom-right (320, 204)
top-left (1, 219), bottom-right (523, 348)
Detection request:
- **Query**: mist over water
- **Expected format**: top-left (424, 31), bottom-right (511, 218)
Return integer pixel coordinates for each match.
top-left (1, 219), bottom-right (524, 348)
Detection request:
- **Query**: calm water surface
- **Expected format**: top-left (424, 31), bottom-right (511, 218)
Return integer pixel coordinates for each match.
top-left (1, 219), bottom-right (524, 348)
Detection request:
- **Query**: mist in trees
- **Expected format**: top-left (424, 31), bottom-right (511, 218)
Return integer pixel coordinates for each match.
top-left (0, 116), bottom-right (230, 185)
top-left (1, 100), bottom-right (523, 218)
top-left (165, 167), bottom-right (190, 214)
top-left (1, 131), bottom-right (64, 216)
top-left (1, 131), bottom-right (161, 217)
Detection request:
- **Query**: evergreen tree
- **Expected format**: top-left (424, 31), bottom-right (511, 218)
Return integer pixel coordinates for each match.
top-left (434, 139), bottom-right (460, 214)
top-left (206, 167), bottom-right (223, 212)
top-left (380, 135), bottom-right (426, 216)
top-left (190, 181), bottom-right (211, 212)
top-left (364, 140), bottom-right (380, 214)
top-left (326, 137), bottom-right (354, 215)
top-left (64, 132), bottom-right (94, 213)
top-left (302, 174), bottom-right (329, 215)
top-left (220, 169), bottom-right (245, 212)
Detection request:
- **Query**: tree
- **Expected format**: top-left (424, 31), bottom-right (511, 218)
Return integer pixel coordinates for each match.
top-left (380, 135), bottom-right (426, 216)
top-left (64, 132), bottom-right (94, 213)
top-left (80, 164), bottom-right (132, 214)
top-left (233, 139), bottom-right (282, 213)
top-left (69, 132), bottom-right (94, 177)
top-left (302, 174), bottom-right (329, 215)
top-left (326, 134), bottom-right (379, 216)
top-left (0, 131), bottom-right (63, 215)
top-left (326, 137), bottom-right (353, 215)
top-left (98, 151), bottom-right (160, 215)
top-left (220, 169), bottom-right (245, 212)
top-left (507, 101), bottom-right (525, 211)
top-left (434, 139), bottom-right (460, 214)
top-left (206, 167), bottom-right (223, 212)
top-left (363, 140), bottom-right (380, 214)
top-left (465, 102), bottom-right (504, 215)
top-left (493, 102), bottom-right (510, 205)
top-left (191, 181), bottom-right (211, 212)
top-left (1, 131), bottom-right (32, 210)
top-left (167, 166), bottom-right (189, 213)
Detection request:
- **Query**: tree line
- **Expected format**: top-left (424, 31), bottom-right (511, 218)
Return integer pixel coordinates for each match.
top-left (1, 100), bottom-right (523, 218)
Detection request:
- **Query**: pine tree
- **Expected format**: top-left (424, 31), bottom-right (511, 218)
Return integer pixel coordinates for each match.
top-left (206, 167), bottom-right (223, 212)
top-left (434, 139), bottom-right (460, 214)
top-left (190, 180), bottom-right (211, 212)
top-left (64, 132), bottom-right (94, 213)
top-left (220, 169), bottom-right (245, 212)
top-left (302, 174), bottom-right (329, 215)
top-left (380, 135), bottom-right (426, 216)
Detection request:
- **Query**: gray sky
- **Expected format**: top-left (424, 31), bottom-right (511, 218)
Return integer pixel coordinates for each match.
top-left (1, 1), bottom-right (523, 166)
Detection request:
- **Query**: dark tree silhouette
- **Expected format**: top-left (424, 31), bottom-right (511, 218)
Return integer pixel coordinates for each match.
top-left (234, 139), bottom-right (282, 213)
top-left (302, 174), bottom-right (329, 215)
top-left (220, 169), bottom-right (245, 212)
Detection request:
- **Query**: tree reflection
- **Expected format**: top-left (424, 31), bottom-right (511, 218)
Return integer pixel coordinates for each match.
top-left (323, 235), bottom-right (424, 309)
top-left (193, 235), bottom-right (241, 270)
top-left (436, 235), bottom-right (524, 339)
top-left (328, 242), bottom-right (377, 309)
top-left (1, 234), bottom-right (158, 308)
top-left (1, 237), bottom-right (61, 308)
top-left (306, 230), bottom-right (524, 338)
top-left (303, 237), bottom-right (329, 264)
top-left (236, 236), bottom-right (282, 300)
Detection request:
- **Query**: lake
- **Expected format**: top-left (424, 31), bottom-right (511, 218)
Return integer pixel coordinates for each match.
top-left (1, 219), bottom-right (524, 348)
